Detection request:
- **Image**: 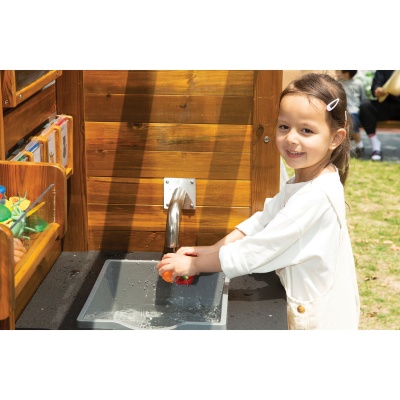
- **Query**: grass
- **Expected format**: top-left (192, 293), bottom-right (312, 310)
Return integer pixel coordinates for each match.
top-left (283, 158), bottom-right (400, 330)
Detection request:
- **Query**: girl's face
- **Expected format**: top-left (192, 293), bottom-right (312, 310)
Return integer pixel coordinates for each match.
top-left (276, 94), bottom-right (344, 183)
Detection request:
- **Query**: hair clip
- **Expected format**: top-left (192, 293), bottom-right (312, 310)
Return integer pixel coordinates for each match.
top-left (326, 98), bottom-right (339, 111)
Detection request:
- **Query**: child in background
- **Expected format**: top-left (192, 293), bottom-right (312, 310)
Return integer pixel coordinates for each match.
top-left (336, 70), bottom-right (367, 158)
top-left (359, 70), bottom-right (400, 161)
top-left (157, 73), bottom-right (360, 330)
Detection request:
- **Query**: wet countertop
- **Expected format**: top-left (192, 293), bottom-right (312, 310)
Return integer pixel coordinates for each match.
top-left (16, 251), bottom-right (287, 330)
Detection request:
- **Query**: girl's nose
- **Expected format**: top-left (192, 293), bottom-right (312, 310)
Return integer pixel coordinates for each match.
top-left (286, 129), bottom-right (298, 144)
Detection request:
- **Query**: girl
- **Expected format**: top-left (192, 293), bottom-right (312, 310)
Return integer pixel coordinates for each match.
top-left (157, 73), bottom-right (360, 330)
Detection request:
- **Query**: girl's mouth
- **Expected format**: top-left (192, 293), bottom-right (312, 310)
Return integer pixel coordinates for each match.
top-left (286, 150), bottom-right (304, 158)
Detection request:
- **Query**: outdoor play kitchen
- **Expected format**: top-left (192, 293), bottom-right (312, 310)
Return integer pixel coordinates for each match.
top-left (0, 70), bottom-right (287, 330)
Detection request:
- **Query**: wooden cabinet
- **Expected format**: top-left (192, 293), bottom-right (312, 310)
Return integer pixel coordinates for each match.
top-left (0, 71), bottom-right (68, 329)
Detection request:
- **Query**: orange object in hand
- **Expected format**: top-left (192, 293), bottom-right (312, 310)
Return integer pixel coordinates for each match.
top-left (162, 270), bottom-right (174, 283)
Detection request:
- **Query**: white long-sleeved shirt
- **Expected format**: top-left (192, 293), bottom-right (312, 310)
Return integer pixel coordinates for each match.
top-left (219, 170), bottom-right (360, 329)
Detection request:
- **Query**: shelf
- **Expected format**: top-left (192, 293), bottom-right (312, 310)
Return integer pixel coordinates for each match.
top-left (0, 161), bottom-right (67, 323)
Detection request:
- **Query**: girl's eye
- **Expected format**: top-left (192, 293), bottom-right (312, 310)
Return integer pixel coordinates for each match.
top-left (301, 128), bottom-right (314, 134)
top-left (278, 124), bottom-right (289, 130)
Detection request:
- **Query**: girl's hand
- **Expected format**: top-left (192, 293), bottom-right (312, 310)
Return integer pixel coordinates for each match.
top-left (157, 253), bottom-right (198, 280)
top-left (13, 238), bottom-right (26, 266)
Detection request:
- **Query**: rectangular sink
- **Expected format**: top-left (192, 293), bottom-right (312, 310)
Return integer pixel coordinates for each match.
top-left (77, 259), bottom-right (229, 330)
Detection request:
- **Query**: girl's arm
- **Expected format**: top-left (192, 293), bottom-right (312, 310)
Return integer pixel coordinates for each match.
top-left (176, 228), bottom-right (245, 257)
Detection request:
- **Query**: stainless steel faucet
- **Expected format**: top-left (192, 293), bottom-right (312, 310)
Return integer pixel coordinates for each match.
top-left (163, 187), bottom-right (187, 254)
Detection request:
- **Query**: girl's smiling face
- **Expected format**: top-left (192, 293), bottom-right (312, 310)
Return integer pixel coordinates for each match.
top-left (276, 93), bottom-right (343, 183)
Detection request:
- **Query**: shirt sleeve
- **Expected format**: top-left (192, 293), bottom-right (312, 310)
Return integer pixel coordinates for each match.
top-left (235, 191), bottom-right (285, 236)
top-left (219, 188), bottom-right (333, 279)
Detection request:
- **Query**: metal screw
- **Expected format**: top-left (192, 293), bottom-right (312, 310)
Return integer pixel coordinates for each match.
top-left (4, 99), bottom-right (9, 105)
top-left (190, 203), bottom-right (194, 209)
top-left (190, 180), bottom-right (194, 184)
top-left (264, 136), bottom-right (270, 143)
top-left (165, 180), bottom-right (169, 184)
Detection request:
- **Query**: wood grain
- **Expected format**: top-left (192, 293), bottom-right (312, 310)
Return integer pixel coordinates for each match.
top-left (56, 71), bottom-right (88, 251)
top-left (84, 94), bottom-right (253, 124)
top-left (86, 177), bottom-right (250, 207)
top-left (85, 122), bottom-right (252, 152)
top-left (83, 70), bottom-right (254, 95)
top-left (0, 224), bottom-right (15, 328)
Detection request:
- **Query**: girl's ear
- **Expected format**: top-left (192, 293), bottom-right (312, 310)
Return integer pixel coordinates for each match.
top-left (330, 128), bottom-right (346, 150)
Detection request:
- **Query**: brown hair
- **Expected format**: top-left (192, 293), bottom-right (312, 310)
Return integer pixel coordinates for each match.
top-left (280, 73), bottom-right (352, 185)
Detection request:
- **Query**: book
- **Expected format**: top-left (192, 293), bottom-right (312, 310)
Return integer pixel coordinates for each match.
top-left (52, 114), bottom-right (69, 167)
top-left (24, 139), bottom-right (43, 162)
top-left (38, 125), bottom-right (58, 163)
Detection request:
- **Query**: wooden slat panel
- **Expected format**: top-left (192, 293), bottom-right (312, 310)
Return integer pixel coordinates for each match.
top-left (88, 231), bottom-right (231, 252)
top-left (84, 94), bottom-right (253, 124)
top-left (87, 205), bottom-right (249, 232)
top-left (3, 83), bottom-right (57, 153)
top-left (251, 71), bottom-right (282, 212)
top-left (85, 122), bottom-right (252, 152)
top-left (83, 70), bottom-right (254, 96)
top-left (87, 177), bottom-right (251, 207)
top-left (86, 150), bottom-right (250, 180)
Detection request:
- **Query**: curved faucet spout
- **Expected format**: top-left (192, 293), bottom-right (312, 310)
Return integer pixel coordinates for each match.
top-left (164, 187), bottom-right (187, 252)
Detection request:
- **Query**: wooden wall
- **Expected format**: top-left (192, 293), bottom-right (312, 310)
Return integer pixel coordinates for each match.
top-left (79, 70), bottom-right (282, 252)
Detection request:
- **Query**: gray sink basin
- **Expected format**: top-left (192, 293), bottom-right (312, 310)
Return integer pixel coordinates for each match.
top-left (77, 259), bottom-right (229, 330)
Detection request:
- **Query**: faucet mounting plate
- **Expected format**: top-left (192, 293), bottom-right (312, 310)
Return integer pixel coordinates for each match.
top-left (164, 178), bottom-right (196, 210)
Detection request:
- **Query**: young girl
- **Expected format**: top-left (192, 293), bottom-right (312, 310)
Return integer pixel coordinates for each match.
top-left (157, 73), bottom-right (360, 330)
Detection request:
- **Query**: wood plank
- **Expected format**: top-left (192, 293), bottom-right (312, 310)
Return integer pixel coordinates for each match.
top-left (83, 70), bottom-right (254, 95)
top-left (85, 122), bottom-right (252, 152)
top-left (87, 205), bottom-right (250, 232)
top-left (14, 223), bottom-right (60, 296)
top-left (56, 71), bottom-right (89, 251)
top-left (0, 224), bottom-right (15, 328)
top-left (251, 70), bottom-right (282, 213)
top-left (87, 177), bottom-right (251, 207)
top-left (1, 70), bottom-right (17, 108)
top-left (88, 231), bottom-right (232, 252)
top-left (0, 76), bottom-right (5, 159)
top-left (3, 83), bottom-right (57, 153)
top-left (84, 94), bottom-right (253, 124)
top-left (86, 150), bottom-right (250, 180)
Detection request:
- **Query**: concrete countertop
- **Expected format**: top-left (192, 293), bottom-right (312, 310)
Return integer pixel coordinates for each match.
top-left (16, 251), bottom-right (287, 330)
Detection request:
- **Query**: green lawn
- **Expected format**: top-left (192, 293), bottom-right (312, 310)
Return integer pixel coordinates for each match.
top-left (345, 159), bottom-right (400, 329)
top-left (283, 158), bottom-right (400, 329)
